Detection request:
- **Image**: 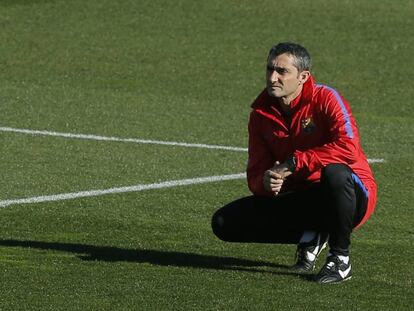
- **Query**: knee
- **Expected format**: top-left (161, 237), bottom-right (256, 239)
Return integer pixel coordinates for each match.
top-left (321, 164), bottom-right (353, 190)
top-left (211, 209), bottom-right (227, 241)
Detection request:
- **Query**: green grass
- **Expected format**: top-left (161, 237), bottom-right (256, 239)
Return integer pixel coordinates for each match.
top-left (0, 0), bottom-right (413, 310)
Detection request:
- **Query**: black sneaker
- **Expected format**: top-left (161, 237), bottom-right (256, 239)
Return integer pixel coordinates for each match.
top-left (315, 254), bottom-right (352, 284)
top-left (291, 232), bottom-right (328, 272)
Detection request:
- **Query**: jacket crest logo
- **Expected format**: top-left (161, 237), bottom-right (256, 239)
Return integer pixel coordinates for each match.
top-left (301, 117), bottom-right (316, 134)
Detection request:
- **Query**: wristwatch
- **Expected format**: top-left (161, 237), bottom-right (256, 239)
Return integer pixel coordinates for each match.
top-left (286, 156), bottom-right (297, 173)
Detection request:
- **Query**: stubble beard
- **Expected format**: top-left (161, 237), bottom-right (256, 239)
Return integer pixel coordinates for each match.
top-left (267, 85), bottom-right (284, 98)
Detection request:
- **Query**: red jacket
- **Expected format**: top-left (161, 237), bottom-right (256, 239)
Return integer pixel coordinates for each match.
top-left (247, 75), bottom-right (377, 227)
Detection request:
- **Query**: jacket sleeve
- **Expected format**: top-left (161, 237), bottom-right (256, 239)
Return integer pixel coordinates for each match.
top-left (246, 111), bottom-right (275, 196)
top-left (294, 88), bottom-right (360, 175)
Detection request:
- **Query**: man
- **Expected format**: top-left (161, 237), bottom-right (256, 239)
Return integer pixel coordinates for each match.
top-left (211, 42), bottom-right (377, 284)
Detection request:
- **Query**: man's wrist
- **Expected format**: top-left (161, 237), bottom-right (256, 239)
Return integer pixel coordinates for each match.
top-left (286, 156), bottom-right (297, 173)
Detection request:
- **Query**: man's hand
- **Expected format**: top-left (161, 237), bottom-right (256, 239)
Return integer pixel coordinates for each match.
top-left (263, 161), bottom-right (293, 196)
top-left (271, 161), bottom-right (293, 179)
top-left (263, 169), bottom-right (284, 195)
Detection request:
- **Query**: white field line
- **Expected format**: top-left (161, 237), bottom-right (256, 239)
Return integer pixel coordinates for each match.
top-left (0, 126), bottom-right (385, 207)
top-left (0, 126), bottom-right (385, 163)
top-left (0, 173), bottom-right (246, 208)
top-left (0, 126), bottom-right (248, 152)
top-left (367, 158), bottom-right (385, 163)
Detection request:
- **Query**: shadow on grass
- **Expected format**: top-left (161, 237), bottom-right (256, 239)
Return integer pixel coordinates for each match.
top-left (0, 239), bottom-right (311, 279)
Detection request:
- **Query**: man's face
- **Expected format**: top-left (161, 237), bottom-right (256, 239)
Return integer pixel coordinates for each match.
top-left (266, 53), bottom-right (302, 98)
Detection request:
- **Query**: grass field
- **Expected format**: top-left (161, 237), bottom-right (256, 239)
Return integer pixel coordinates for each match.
top-left (0, 0), bottom-right (413, 310)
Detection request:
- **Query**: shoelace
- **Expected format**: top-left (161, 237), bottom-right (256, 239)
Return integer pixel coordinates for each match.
top-left (321, 256), bottom-right (341, 273)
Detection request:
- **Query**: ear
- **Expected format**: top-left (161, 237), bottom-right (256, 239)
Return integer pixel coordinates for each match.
top-left (298, 71), bottom-right (311, 84)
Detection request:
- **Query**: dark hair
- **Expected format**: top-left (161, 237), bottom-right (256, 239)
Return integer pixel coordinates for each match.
top-left (268, 42), bottom-right (311, 72)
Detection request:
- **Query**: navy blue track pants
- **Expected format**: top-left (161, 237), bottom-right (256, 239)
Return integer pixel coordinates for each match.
top-left (211, 164), bottom-right (368, 256)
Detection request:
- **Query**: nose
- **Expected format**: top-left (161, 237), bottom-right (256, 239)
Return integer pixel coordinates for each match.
top-left (269, 70), bottom-right (279, 83)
